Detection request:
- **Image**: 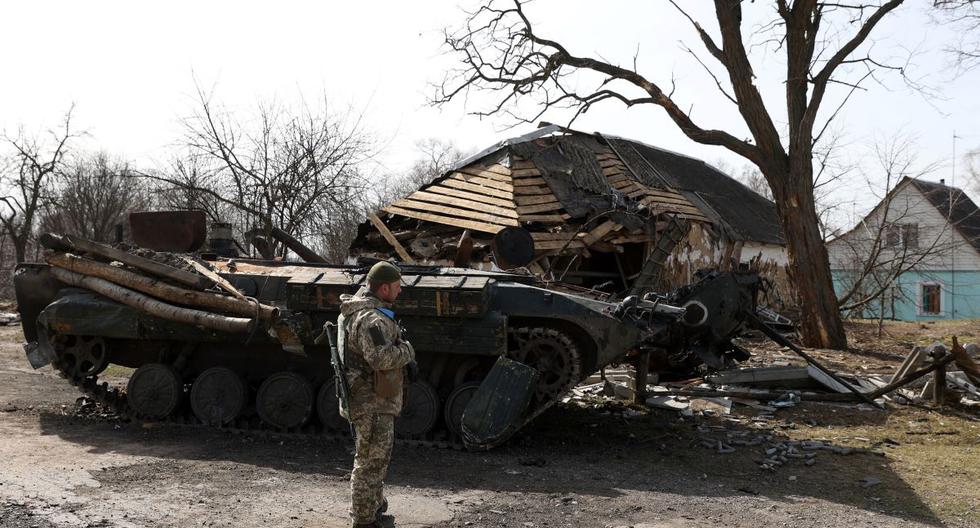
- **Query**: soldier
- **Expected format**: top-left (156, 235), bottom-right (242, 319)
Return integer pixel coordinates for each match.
top-left (337, 261), bottom-right (417, 528)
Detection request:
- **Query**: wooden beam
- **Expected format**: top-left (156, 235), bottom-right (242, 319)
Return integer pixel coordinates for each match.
top-left (182, 257), bottom-right (248, 302)
top-left (63, 234), bottom-right (213, 290)
top-left (368, 212), bottom-right (416, 263)
top-left (383, 206), bottom-right (505, 234)
top-left (582, 220), bottom-right (622, 246)
top-left (533, 239), bottom-right (586, 250)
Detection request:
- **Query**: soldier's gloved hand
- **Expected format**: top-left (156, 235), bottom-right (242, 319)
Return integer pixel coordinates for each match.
top-left (405, 360), bottom-right (419, 383)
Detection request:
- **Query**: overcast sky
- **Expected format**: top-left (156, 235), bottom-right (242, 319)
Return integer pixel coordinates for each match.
top-left (2, 1), bottom-right (978, 229)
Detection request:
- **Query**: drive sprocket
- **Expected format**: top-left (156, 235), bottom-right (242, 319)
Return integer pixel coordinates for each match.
top-left (508, 327), bottom-right (581, 403)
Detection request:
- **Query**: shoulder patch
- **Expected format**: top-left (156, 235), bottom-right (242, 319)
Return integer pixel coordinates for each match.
top-left (368, 324), bottom-right (387, 347)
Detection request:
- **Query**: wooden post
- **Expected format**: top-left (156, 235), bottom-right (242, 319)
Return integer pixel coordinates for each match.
top-left (933, 361), bottom-right (947, 405)
top-left (368, 213), bottom-right (416, 264)
top-left (634, 350), bottom-right (650, 404)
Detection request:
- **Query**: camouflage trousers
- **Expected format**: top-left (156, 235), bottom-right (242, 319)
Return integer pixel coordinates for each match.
top-left (349, 412), bottom-right (395, 524)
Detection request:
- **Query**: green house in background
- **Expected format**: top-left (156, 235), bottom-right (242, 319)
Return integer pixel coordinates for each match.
top-left (827, 177), bottom-right (980, 321)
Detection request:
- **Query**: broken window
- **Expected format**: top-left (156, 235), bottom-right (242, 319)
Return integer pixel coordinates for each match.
top-left (920, 283), bottom-right (942, 315)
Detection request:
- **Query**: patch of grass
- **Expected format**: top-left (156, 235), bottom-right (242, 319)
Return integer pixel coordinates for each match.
top-left (101, 364), bottom-right (134, 380)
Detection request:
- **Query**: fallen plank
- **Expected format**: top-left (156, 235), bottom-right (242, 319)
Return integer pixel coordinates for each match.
top-left (368, 212), bottom-right (416, 264)
top-left (183, 257), bottom-right (248, 302)
top-left (384, 206), bottom-right (506, 234)
top-left (582, 220), bottom-right (622, 246)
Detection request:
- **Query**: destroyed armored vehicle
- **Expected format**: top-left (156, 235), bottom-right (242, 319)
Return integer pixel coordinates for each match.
top-left (14, 215), bottom-right (765, 449)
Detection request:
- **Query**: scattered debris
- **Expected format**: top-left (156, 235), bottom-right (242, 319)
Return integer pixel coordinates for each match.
top-left (859, 476), bottom-right (882, 488)
top-left (0, 312), bottom-right (20, 326)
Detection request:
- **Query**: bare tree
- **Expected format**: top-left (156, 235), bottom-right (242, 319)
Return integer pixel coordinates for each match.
top-left (153, 153), bottom-right (230, 224)
top-left (146, 86), bottom-right (376, 262)
top-left (0, 107), bottom-right (78, 263)
top-left (40, 152), bottom-right (152, 243)
top-left (933, 1), bottom-right (980, 71)
top-left (436, 0), bottom-right (929, 348)
top-left (372, 138), bottom-right (468, 208)
top-left (830, 134), bottom-right (949, 330)
top-left (966, 147), bottom-right (980, 198)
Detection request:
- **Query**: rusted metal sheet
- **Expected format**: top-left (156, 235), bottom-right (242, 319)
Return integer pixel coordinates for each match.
top-left (129, 211), bottom-right (207, 252)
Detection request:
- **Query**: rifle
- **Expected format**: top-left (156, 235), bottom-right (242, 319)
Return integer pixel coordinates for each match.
top-left (317, 322), bottom-right (356, 438)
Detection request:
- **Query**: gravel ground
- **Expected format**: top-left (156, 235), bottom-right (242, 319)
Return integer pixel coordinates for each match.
top-left (1, 323), bottom-right (976, 528)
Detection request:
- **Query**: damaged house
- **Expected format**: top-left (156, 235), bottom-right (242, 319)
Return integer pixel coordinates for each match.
top-left (350, 126), bottom-right (789, 302)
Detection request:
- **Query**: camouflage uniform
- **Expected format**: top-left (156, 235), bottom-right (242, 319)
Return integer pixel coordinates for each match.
top-left (338, 287), bottom-right (415, 525)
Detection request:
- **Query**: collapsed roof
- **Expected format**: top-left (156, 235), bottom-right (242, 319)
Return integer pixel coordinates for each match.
top-left (350, 126), bottom-right (782, 291)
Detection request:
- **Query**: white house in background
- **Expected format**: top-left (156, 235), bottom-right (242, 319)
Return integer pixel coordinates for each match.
top-left (827, 177), bottom-right (980, 320)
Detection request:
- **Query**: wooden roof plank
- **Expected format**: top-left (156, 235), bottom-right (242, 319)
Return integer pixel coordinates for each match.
top-left (457, 166), bottom-right (512, 183)
top-left (408, 191), bottom-right (518, 219)
top-left (516, 201), bottom-right (564, 215)
top-left (513, 177), bottom-right (548, 187)
top-left (513, 185), bottom-right (553, 196)
top-left (510, 167), bottom-right (542, 178)
top-left (448, 172), bottom-right (513, 192)
top-left (515, 194), bottom-right (560, 206)
top-left (392, 198), bottom-right (519, 226)
top-left (383, 205), bottom-right (506, 234)
top-left (425, 185), bottom-right (514, 208)
top-left (439, 178), bottom-right (513, 200)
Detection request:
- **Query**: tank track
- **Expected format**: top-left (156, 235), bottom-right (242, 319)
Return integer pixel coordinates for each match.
top-left (50, 358), bottom-right (467, 450)
top-left (49, 325), bottom-right (585, 451)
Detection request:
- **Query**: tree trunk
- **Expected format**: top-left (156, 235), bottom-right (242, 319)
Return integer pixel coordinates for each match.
top-left (767, 162), bottom-right (848, 349)
top-left (13, 236), bottom-right (27, 264)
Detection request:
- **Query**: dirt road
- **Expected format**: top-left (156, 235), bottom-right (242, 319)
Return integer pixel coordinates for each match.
top-left (1, 324), bottom-right (977, 528)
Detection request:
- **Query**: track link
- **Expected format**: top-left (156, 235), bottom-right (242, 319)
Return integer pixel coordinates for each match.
top-left (51, 357), bottom-right (465, 450)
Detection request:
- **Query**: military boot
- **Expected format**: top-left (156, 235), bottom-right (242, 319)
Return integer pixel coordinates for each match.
top-left (352, 521), bottom-right (382, 528)
top-left (376, 498), bottom-right (388, 517)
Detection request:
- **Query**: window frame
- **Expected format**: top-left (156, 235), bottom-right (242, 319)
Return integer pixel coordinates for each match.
top-left (917, 281), bottom-right (944, 316)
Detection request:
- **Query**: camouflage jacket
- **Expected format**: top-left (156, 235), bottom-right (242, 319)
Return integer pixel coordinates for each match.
top-left (338, 287), bottom-right (415, 417)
